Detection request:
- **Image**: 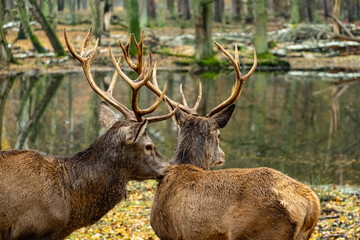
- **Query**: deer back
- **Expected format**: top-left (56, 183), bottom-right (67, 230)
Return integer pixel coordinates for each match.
top-left (151, 165), bottom-right (320, 240)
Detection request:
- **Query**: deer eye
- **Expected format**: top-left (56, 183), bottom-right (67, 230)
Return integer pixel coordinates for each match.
top-left (218, 133), bottom-right (221, 139)
top-left (145, 144), bottom-right (154, 151)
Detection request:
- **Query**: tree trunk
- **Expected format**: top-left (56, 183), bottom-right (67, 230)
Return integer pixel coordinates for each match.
top-left (17, 23), bottom-right (27, 40)
top-left (16, 0), bottom-right (47, 53)
top-left (306, 0), bottom-right (319, 22)
top-left (290, 0), bottom-right (300, 24)
top-left (49, 0), bottom-right (58, 29)
top-left (332, 0), bottom-right (341, 34)
top-left (345, 0), bottom-right (356, 22)
top-left (139, 0), bottom-right (148, 27)
top-left (167, 0), bottom-right (176, 19)
top-left (27, 0), bottom-right (65, 56)
top-left (178, 0), bottom-right (191, 20)
top-left (157, 0), bottom-right (166, 27)
top-left (245, 0), bottom-right (254, 23)
top-left (323, 0), bottom-right (329, 19)
top-left (148, 0), bottom-right (156, 19)
top-left (254, 0), bottom-right (268, 54)
top-left (194, 0), bottom-right (214, 60)
top-left (273, 0), bottom-right (290, 18)
top-left (40, 0), bottom-right (57, 29)
top-left (104, 0), bottom-right (112, 34)
top-left (58, 0), bottom-right (65, 11)
top-left (213, 0), bottom-right (224, 23)
top-left (126, 0), bottom-right (140, 56)
top-left (69, 0), bottom-right (76, 25)
top-left (148, 0), bottom-right (157, 26)
top-left (0, 0), bottom-right (15, 64)
top-left (88, 0), bottom-right (105, 44)
top-left (232, 0), bottom-right (242, 22)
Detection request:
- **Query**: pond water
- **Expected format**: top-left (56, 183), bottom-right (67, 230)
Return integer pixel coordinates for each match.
top-left (1, 69), bottom-right (360, 185)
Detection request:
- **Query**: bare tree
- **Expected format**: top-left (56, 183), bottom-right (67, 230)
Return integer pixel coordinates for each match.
top-left (16, 0), bottom-right (47, 53)
top-left (88, 0), bottom-right (105, 43)
top-left (178, 0), bottom-right (191, 19)
top-left (27, 0), bottom-right (66, 56)
top-left (194, 0), bottom-right (214, 60)
top-left (0, 0), bottom-right (15, 63)
top-left (333, 0), bottom-right (341, 34)
top-left (213, 0), bottom-right (224, 23)
top-left (254, 0), bottom-right (268, 54)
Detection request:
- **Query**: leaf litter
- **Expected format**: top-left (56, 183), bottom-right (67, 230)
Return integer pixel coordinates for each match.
top-left (67, 182), bottom-right (359, 240)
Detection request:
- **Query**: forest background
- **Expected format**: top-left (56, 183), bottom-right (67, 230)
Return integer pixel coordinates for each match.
top-left (1, 0), bottom-right (360, 239)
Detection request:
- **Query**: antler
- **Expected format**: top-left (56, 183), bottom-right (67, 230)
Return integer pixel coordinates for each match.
top-left (117, 30), bottom-right (202, 115)
top-left (206, 42), bottom-right (257, 117)
top-left (150, 62), bottom-right (202, 115)
top-left (118, 30), bottom-right (144, 75)
top-left (64, 27), bottom-right (175, 123)
top-left (64, 27), bottom-right (135, 120)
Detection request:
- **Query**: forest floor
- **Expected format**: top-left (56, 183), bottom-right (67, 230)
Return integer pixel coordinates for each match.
top-left (65, 181), bottom-right (360, 240)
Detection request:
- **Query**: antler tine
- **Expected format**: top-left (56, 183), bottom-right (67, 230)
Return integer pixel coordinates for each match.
top-left (179, 84), bottom-right (189, 108)
top-left (107, 56), bottom-right (121, 95)
top-left (109, 47), bottom-right (151, 90)
top-left (147, 104), bottom-right (179, 123)
top-left (118, 30), bottom-right (144, 75)
top-left (178, 83), bottom-right (202, 114)
top-left (207, 42), bottom-right (257, 117)
top-left (146, 61), bottom-right (202, 115)
top-left (192, 82), bottom-right (202, 111)
top-left (134, 83), bottom-right (167, 117)
top-left (64, 28), bottom-right (134, 120)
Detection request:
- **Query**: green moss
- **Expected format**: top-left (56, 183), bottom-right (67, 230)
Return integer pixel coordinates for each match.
top-left (259, 58), bottom-right (290, 68)
top-left (195, 56), bottom-right (220, 68)
top-left (173, 59), bottom-right (192, 66)
top-left (200, 71), bottom-right (218, 78)
top-left (256, 52), bottom-right (276, 60)
top-left (268, 40), bottom-right (277, 49)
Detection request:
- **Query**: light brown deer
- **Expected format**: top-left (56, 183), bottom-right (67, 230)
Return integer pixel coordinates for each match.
top-left (116, 38), bottom-right (320, 240)
top-left (0, 28), bottom-right (176, 240)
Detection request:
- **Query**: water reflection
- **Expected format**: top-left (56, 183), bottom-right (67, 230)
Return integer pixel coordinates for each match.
top-left (1, 70), bottom-right (359, 185)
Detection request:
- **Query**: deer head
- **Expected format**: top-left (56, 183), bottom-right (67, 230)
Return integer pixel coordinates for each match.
top-left (116, 33), bottom-right (257, 170)
top-left (64, 28), bottom-right (176, 180)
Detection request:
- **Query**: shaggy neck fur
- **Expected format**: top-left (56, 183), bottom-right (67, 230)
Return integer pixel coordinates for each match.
top-left (59, 122), bottom-right (128, 229)
top-left (171, 118), bottom-right (211, 170)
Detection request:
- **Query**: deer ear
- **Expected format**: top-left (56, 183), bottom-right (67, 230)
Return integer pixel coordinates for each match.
top-left (173, 109), bottom-right (188, 126)
top-left (133, 120), bottom-right (148, 142)
top-left (209, 104), bottom-right (236, 131)
top-left (99, 101), bottom-right (118, 128)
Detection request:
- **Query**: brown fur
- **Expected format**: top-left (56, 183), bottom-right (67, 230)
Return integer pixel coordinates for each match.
top-left (151, 165), bottom-right (320, 240)
top-left (0, 104), bottom-right (168, 240)
top-left (150, 105), bottom-right (320, 240)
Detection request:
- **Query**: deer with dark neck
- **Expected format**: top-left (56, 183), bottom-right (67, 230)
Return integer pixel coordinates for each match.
top-left (116, 36), bottom-right (320, 240)
top-left (0, 28), bottom-right (176, 240)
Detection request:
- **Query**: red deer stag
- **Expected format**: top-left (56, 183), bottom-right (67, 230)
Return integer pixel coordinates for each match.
top-left (0, 28), bottom-right (176, 240)
top-left (139, 42), bottom-right (320, 240)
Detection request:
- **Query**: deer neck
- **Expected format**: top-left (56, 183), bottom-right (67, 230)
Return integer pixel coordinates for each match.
top-left (171, 130), bottom-right (210, 170)
top-left (62, 138), bottom-right (128, 227)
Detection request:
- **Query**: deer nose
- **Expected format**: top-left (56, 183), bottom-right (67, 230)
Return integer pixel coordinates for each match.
top-left (215, 150), bottom-right (226, 166)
